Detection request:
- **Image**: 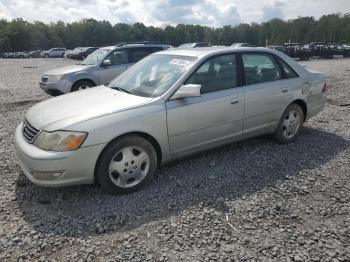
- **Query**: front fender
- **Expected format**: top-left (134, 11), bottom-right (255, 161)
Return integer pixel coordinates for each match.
top-left (70, 71), bottom-right (98, 85)
top-left (66, 102), bottom-right (171, 162)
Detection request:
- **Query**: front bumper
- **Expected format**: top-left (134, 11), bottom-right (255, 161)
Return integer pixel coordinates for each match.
top-left (15, 122), bottom-right (106, 187)
top-left (39, 79), bottom-right (72, 95)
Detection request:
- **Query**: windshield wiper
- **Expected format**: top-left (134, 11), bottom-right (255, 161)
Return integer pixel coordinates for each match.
top-left (112, 86), bottom-right (132, 94)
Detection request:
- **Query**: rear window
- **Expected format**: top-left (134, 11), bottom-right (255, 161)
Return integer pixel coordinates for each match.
top-left (278, 58), bottom-right (299, 78)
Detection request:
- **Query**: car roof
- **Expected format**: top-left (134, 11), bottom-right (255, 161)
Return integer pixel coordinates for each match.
top-left (157, 46), bottom-right (276, 58)
top-left (101, 44), bottom-right (168, 51)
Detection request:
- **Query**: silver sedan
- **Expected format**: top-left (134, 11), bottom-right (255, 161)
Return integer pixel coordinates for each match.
top-left (15, 47), bottom-right (327, 194)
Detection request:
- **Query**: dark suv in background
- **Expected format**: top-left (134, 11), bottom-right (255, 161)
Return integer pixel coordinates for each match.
top-left (66, 47), bottom-right (99, 60)
top-left (283, 43), bottom-right (311, 60)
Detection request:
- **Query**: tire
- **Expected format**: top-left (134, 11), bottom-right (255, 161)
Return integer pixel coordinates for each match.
top-left (81, 55), bottom-right (86, 60)
top-left (44, 54), bottom-right (49, 58)
top-left (96, 135), bottom-right (158, 194)
top-left (273, 103), bottom-right (304, 144)
top-left (71, 80), bottom-right (95, 92)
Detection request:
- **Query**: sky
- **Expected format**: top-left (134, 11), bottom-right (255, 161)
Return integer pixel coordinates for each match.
top-left (0, 0), bottom-right (349, 27)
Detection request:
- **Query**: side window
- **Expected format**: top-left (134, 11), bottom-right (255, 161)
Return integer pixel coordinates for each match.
top-left (128, 48), bottom-right (152, 63)
top-left (185, 54), bottom-right (237, 94)
top-left (242, 53), bottom-right (282, 85)
top-left (278, 58), bottom-right (299, 78)
top-left (106, 49), bottom-right (128, 65)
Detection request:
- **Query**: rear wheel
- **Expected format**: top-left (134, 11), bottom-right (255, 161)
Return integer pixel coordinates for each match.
top-left (71, 80), bottom-right (95, 92)
top-left (273, 103), bottom-right (304, 144)
top-left (44, 54), bottom-right (49, 58)
top-left (96, 135), bottom-right (157, 194)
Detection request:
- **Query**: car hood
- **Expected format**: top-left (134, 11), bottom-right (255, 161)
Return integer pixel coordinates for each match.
top-left (43, 64), bottom-right (94, 75)
top-left (26, 86), bottom-right (154, 131)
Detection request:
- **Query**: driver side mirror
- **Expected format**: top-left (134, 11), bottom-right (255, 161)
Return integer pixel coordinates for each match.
top-left (171, 84), bottom-right (201, 100)
top-left (102, 59), bottom-right (112, 66)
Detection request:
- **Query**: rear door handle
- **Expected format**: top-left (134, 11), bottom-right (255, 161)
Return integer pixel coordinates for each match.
top-left (281, 88), bottom-right (288, 93)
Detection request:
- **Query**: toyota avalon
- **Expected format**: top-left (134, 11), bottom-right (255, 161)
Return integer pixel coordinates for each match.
top-left (16, 47), bottom-right (327, 194)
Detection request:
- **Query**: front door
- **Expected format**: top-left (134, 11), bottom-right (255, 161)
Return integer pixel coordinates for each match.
top-left (166, 53), bottom-right (244, 156)
top-left (98, 49), bottom-right (129, 84)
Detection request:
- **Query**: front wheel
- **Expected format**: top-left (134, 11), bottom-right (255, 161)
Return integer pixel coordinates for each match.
top-left (96, 135), bottom-right (158, 194)
top-left (71, 80), bottom-right (95, 92)
top-left (273, 103), bottom-right (304, 144)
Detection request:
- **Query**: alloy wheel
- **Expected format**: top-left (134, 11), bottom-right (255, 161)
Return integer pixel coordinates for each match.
top-left (108, 146), bottom-right (150, 188)
top-left (282, 110), bottom-right (301, 139)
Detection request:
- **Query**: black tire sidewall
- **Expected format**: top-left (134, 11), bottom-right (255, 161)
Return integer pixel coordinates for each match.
top-left (96, 135), bottom-right (158, 194)
top-left (71, 80), bottom-right (94, 92)
top-left (273, 103), bottom-right (304, 144)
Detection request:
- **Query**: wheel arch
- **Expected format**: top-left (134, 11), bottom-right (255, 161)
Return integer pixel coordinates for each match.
top-left (290, 99), bottom-right (308, 122)
top-left (71, 78), bottom-right (97, 91)
top-left (94, 131), bottom-right (163, 182)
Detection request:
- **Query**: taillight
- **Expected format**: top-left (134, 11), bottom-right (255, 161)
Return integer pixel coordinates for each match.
top-left (322, 82), bottom-right (328, 93)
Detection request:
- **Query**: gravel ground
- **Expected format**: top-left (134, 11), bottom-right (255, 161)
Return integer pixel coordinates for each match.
top-left (0, 57), bottom-right (349, 261)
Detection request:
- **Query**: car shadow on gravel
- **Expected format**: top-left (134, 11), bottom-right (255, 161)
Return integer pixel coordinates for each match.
top-left (15, 127), bottom-right (350, 237)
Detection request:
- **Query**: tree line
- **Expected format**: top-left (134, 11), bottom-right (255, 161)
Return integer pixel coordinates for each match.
top-left (1, 13), bottom-right (350, 52)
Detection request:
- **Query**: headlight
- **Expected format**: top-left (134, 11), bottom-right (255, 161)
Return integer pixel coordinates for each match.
top-left (33, 131), bottom-right (87, 152)
top-left (46, 75), bottom-right (65, 81)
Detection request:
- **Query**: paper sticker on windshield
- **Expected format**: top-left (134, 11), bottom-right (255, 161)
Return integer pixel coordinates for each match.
top-left (169, 59), bottom-right (191, 66)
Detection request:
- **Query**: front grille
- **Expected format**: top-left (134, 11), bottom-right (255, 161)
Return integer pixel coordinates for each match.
top-left (23, 120), bottom-right (40, 143)
top-left (41, 76), bottom-right (48, 83)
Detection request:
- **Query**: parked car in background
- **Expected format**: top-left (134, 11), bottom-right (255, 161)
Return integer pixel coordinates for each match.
top-left (178, 42), bottom-right (211, 48)
top-left (66, 47), bottom-right (99, 60)
top-left (231, 43), bottom-right (257, 47)
top-left (17, 47), bottom-right (327, 194)
top-left (64, 47), bottom-right (81, 58)
top-left (13, 52), bottom-right (21, 58)
top-left (343, 44), bottom-right (350, 57)
top-left (306, 42), bottom-right (334, 59)
top-left (327, 43), bottom-right (350, 58)
top-left (18, 51), bottom-right (30, 58)
top-left (41, 48), bottom-right (67, 58)
top-left (4, 52), bottom-right (14, 58)
top-left (29, 50), bottom-right (43, 58)
top-left (267, 45), bottom-right (287, 53)
top-left (39, 43), bottom-right (169, 96)
top-left (282, 43), bottom-right (311, 60)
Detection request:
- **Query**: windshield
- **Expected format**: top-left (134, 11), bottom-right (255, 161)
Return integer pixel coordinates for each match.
top-left (81, 49), bottom-right (109, 65)
top-left (109, 54), bottom-right (197, 98)
top-left (178, 43), bottom-right (194, 48)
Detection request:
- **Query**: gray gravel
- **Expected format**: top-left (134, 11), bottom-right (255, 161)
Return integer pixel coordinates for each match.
top-left (0, 57), bottom-right (350, 261)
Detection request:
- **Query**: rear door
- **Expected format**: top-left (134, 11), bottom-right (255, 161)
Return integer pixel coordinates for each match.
top-left (241, 52), bottom-right (293, 137)
top-left (128, 47), bottom-right (161, 65)
top-left (98, 49), bottom-right (128, 84)
top-left (166, 53), bottom-right (244, 156)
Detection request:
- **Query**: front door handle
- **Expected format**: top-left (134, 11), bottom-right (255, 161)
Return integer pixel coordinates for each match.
top-left (230, 100), bottom-right (240, 105)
